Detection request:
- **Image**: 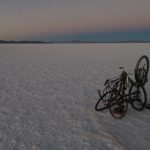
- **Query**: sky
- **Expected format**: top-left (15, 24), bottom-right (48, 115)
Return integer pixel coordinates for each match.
top-left (0, 0), bottom-right (150, 42)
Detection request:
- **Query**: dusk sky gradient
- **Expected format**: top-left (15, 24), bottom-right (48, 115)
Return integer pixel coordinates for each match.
top-left (0, 0), bottom-right (150, 41)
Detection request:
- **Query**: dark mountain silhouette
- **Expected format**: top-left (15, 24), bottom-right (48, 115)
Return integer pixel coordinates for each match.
top-left (0, 40), bottom-right (47, 44)
top-left (0, 40), bottom-right (150, 44)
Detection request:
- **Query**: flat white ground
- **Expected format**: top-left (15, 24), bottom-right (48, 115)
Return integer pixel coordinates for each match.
top-left (0, 44), bottom-right (150, 150)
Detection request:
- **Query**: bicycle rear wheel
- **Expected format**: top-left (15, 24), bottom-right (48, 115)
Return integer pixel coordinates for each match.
top-left (134, 55), bottom-right (149, 85)
top-left (109, 95), bottom-right (128, 119)
top-left (129, 84), bottom-right (147, 111)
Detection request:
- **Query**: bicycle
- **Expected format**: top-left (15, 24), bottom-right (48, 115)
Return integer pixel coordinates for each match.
top-left (95, 55), bottom-right (149, 119)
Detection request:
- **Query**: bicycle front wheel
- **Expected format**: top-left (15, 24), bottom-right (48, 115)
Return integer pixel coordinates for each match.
top-left (95, 91), bottom-right (115, 111)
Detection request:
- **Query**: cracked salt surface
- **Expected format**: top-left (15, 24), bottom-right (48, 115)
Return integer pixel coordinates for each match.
top-left (0, 44), bottom-right (150, 150)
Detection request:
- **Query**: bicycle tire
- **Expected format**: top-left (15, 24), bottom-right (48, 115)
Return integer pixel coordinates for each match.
top-left (109, 95), bottom-right (128, 119)
top-left (129, 83), bottom-right (147, 111)
top-left (95, 91), bottom-right (115, 111)
top-left (134, 55), bottom-right (149, 85)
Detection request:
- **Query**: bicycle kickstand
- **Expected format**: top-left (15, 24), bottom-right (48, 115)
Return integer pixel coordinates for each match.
top-left (97, 89), bottom-right (102, 98)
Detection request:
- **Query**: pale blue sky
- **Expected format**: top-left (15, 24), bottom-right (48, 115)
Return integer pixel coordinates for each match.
top-left (0, 0), bottom-right (150, 41)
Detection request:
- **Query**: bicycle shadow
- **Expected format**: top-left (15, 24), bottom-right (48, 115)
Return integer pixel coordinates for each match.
top-left (146, 102), bottom-right (150, 109)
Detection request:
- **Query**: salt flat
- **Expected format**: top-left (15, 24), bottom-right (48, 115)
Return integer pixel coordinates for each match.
top-left (0, 43), bottom-right (150, 150)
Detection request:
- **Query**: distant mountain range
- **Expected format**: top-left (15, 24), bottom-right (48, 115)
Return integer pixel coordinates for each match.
top-left (0, 40), bottom-right (46, 44)
top-left (0, 40), bottom-right (150, 44)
